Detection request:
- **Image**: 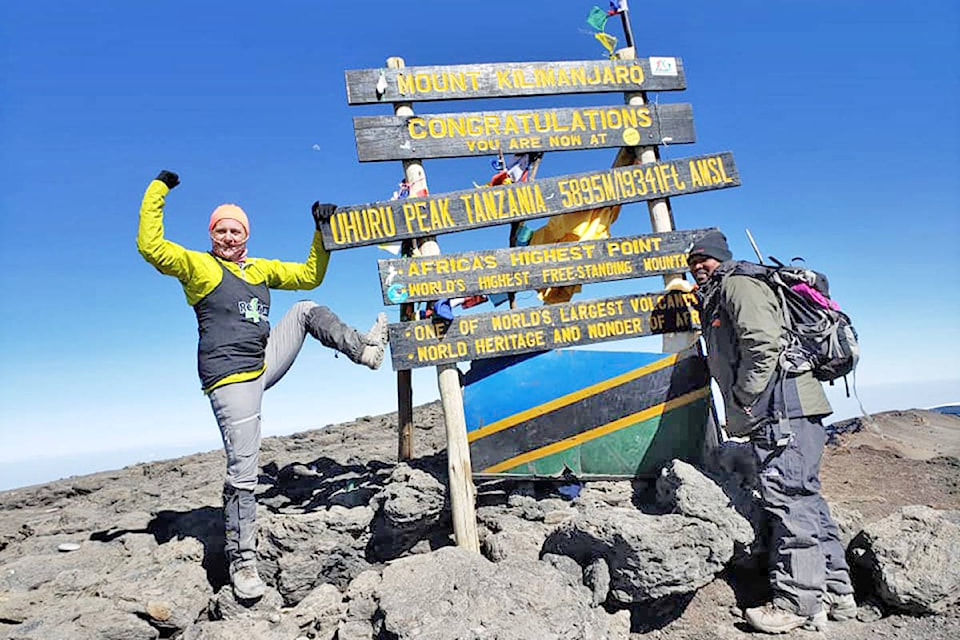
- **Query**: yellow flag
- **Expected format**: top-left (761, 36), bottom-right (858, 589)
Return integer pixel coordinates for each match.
top-left (595, 32), bottom-right (617, 55)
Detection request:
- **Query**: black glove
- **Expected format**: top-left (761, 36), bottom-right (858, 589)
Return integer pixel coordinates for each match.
top-left (311, 201), bottom-right (337, 230)
top-left (155, 170), bottom-right (180, 190)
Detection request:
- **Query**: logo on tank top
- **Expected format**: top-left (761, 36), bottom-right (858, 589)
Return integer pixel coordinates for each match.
top-left (238, 297), bottom-right (269, 323)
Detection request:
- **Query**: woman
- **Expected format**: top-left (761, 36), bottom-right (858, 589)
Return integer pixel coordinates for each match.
top-left (137, 169), bottom-right (387, 600)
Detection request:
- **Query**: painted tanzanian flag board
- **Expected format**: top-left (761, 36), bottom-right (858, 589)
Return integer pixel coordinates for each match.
top-left (464, 346), bottom-right (711, 478)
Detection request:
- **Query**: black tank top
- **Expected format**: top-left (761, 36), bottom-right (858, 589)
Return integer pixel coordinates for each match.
top-left (193, 258), bottom-right (271, 389)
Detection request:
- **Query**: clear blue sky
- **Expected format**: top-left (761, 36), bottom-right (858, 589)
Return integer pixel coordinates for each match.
top-left (1, 1), bottom-right (957, 490)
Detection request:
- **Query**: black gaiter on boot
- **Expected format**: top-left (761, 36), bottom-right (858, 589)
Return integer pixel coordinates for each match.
top-left (306, 305), bottom-right (364, 363)
top-left (223, 485), bottom-right (258, 569)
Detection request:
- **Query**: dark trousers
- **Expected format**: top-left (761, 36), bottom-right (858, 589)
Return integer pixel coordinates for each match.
top-left (751, 416), bottom-right (853, 616)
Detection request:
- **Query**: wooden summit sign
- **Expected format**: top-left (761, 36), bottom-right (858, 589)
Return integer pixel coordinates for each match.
top-left (389, 290), bottom-right (701, 370)
top-left (319, 152), bottom-right (738, 250)
top-left (345, 58), bottom-right (686, 104)
top-left (379, 228), bottom-right (712, 305)
top-left (353, 103), bottom-right (694, 162)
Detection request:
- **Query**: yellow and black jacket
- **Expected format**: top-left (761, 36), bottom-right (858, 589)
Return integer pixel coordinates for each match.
top-left (137, 180), bottom-right (330, 392)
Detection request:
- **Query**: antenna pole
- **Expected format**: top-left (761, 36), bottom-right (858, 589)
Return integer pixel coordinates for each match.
top-left (745, 228), bottom-right (765, 265)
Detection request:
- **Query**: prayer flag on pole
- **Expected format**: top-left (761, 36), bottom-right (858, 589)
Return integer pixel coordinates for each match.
top-left (586, 6), bottom-right (608, 31)
top-left (595, 32), bottom-right (617, 54)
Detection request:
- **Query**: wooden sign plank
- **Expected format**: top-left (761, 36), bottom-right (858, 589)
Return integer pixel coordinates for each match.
top-left (353, 103), bottom-right (694, 162)
top-left (389, 290), bottom-right (701, 370)
top-left (379, 228), bottom-right (712, 305)
top-left (345, 58), bottom-right (686, 104)
top-left (320, 152), bottom-right (738, 250)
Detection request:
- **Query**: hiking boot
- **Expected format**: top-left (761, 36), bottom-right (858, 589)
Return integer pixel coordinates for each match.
top-left (230, 563), bottom-right (266, 600)
top-left (744, 603), bottom-right (823, 634)
top-left (360, 312), bottom-right (389, 347)
top-left (824, 592), bottom-right (858, 621)
top-left (807, 609), bottom-right (828, 631)
top-left (357, 342), bottom-right (385, 370)
top-left (356, 313), bottom-right (387, 370)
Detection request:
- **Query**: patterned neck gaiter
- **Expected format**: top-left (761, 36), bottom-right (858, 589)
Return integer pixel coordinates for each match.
top-left (211, 239), bottom-right (248, 263)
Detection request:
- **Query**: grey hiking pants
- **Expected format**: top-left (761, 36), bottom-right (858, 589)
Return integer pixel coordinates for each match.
top-left (751, 416), bottom-right (854, 617)
top-left (208, 301), bottom-right (364, 567)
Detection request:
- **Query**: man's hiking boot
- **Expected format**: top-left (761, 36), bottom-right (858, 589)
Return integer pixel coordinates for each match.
top-left (824, 592), bottom-right (858, 621)
top-left (356, 313), bottom-right (388, 370)
top-left (744, 603), bottom-right (825, 634)
top-left (230, 563), bottom-right (266, 600)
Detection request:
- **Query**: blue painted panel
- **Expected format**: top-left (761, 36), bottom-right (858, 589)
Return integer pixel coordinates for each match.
top-left (463, 349), bottom-right (667, 433)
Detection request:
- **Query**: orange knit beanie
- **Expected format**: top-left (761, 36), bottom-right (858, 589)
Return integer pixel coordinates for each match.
top-left (209, 204), bottom-right (249, 235)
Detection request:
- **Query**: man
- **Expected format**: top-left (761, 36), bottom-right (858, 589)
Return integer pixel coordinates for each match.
top-left (688, 230), bottom-right (856, 634)
top-left (138, 170), bottom-right (388, 600)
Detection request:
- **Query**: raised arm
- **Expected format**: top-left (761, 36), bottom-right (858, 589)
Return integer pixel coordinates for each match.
top-left (258, 201), bottom-right (333, 290)
top-left (137, 170), bottom-right (193, 279)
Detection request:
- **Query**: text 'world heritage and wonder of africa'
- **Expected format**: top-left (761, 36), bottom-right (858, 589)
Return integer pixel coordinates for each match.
top-left (388, 291), bottom-right (701, 370)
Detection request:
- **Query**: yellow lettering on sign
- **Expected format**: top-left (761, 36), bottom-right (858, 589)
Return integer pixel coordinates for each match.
top-left (416, 62), bottom-right (662, 95)
top-left (642, 253), bottom-right (688, 272)
top-left (558, 300), bottom-right (625, 322)
top-left (552, 326), bottom-right (582, 344)
top-left (509, 244), bottom-right (596, 267)
top-left (415, 341), bottom-right (469, 362)
top-left (460, 184), bottom-right (547, 226)
top-left (490, 308), bottom-right (553, 330)
top-left (465, 139), bottom-right (501, 153)
top-left (606, 236), bottom-right (662, 257)
top-left (533, 67), bottom-right (556, 87)
top-left (548, 134), bottom-right (583, 148)
top-left (396, 71), bottom-right (480, 96)
top-left (474, 330), bottom-right (546, 355)
top-left (540, 261), bottom-right (633, 284)
top-left (407, 106), bottom-right (658, 151)
top-left (614, 66), bottom-right (629, 85)
top-left (477, 271), bottom-right (531, 290)
top-left (586, 317), bottom-right (646, 340)
top-left (330, 206), bottom-right (398, 246)
top-left (629, 295), bottom-right (656, 313)
top-left (407, 255), bottom-right (496, 278)
top-left (708, 157), bottom-right (735, 184)
top-left (406, 279), bottom-right (466, 298)
top-left (689, 158), bottom-right (733, 187)
top-left (674, 310), bottom-right (693, 328)
top-left (413, 324), bottom-right (439, 341)
top-left (408, 117), bottom-right (427, 140)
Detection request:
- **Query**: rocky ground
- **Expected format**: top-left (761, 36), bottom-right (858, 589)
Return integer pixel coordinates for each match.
top-left (0, 403), bottom-right (957, 640)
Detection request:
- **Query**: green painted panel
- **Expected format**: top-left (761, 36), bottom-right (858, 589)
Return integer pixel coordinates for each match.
top-left (494, 399), bottom-right (709, 477)
top-left (502, 447), bottom-right (581, 476)
top-left (581, 399), bottom-right (709, 476)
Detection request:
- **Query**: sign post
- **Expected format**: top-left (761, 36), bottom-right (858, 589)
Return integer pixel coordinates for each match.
top-left (385, 57), bottom-right (480, 552)
top-left (389, 57), bottom-right (417, 464)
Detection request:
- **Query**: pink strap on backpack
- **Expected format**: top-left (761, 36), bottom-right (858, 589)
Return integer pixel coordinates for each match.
top-left (791, 282), bottom-right (840, 310)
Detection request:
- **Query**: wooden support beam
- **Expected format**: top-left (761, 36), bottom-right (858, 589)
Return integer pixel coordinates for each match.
top-left (387, 56), bottom-right (479, 553)
top-left (617, 46), bottom-right (696, 354)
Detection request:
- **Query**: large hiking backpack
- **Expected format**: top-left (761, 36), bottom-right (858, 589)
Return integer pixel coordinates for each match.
top-left (728, 261), bottom-right (860, 383)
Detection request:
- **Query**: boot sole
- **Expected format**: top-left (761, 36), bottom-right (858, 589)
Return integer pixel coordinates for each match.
top-left (233, 585), bottom-right (266, 600)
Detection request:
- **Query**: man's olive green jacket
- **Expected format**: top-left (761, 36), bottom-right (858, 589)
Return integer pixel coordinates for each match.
top-left (701, 266), bottom-right (831, 436)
